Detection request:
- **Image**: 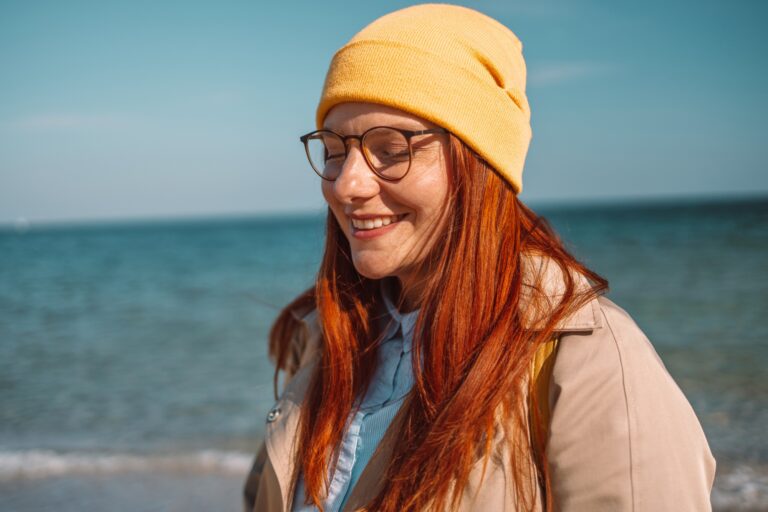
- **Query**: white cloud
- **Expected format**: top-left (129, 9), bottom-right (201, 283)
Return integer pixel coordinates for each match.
top-left (8, 113), bottom-right (128, 132)
top-left (528, 61), bottom-right (615, 87)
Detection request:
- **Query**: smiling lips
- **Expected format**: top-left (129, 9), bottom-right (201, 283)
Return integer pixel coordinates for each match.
top-left (351, 214), bottom-right (404, 230)
top-left (350, 213), bottom-right (407, 238)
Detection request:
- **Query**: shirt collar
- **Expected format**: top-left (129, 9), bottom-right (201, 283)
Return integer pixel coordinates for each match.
top-left (380, 279), bottom-right (419, 352)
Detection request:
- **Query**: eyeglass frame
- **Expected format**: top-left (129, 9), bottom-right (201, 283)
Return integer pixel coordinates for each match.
top-left (299, 126), bottom-right (449, 182)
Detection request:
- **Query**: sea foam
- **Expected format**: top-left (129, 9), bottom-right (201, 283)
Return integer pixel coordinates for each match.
top-left (711, 464), bottom-right (768, 510)
top-left (2, 450), bottom-right (768, 508)
top-left (0, 449), bottom-right (253, 480)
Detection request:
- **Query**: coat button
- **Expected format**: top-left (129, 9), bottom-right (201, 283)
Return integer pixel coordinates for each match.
top-left (266, 405), bottom-right (281, 423)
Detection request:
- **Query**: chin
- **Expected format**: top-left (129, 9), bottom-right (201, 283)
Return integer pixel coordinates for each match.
top-left (353, 266), bottom-right (391, 281)
top-left (351, 257), bottom-right (394, 281)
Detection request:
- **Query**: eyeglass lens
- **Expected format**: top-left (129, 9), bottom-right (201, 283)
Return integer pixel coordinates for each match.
top-left (305, 127), bottom-right (411, 180)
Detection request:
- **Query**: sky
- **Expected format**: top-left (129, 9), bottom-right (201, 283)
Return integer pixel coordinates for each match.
top-left (0, 0), bottom-right (766, 224)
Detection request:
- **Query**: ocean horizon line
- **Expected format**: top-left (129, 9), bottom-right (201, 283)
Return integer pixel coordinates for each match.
top-left (2, 191), bottom-right (767, 233)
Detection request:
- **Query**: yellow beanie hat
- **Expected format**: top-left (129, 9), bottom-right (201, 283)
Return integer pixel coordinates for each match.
top-left (316, 3), bottom-right (532, 193)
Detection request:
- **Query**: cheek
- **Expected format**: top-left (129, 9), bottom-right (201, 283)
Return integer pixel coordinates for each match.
top-left (409, 172), bottom-right (449, 220)
top-left (320, 182), bottom-right (337, 216)
top-left (321, 182), bottom-right (348, 233)
top-left (321, 180), bottom-right (334, 205)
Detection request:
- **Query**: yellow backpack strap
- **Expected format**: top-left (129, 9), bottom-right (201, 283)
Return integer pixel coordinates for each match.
top-left (529, 336), bottom-right (560, 456)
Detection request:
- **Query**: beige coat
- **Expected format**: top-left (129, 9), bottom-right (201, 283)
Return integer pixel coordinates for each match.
top-left (244, 277), bottom-right (716, 511)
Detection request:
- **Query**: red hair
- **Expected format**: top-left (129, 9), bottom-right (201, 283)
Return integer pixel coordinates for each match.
top-left (270, 134), bottom-right (607, 511)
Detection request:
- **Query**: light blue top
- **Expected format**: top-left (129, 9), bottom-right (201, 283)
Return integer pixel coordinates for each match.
top-left (291, 281), bottom-right (418, 512)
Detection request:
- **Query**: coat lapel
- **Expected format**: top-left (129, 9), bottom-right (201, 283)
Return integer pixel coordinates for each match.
top-left (264, 356), bottom-right (318, 512)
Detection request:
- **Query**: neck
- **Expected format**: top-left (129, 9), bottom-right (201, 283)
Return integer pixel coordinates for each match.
top-left (395, 274), bottom-right (426, 313)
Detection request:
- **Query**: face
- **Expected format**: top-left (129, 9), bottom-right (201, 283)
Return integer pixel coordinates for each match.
top-left (321, 102), bottom-right (450, 290)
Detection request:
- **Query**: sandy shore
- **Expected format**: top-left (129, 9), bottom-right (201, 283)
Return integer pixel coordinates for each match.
top-left (1, 461), bottom-right (767, 512)
top-left (1, 471), bottom-right (246, 512)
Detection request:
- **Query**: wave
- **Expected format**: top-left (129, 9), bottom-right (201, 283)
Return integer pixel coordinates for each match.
top-left (2, 450), bottom-right (767, 508)
top-left (712, 464), bottom-right (768, 511)
top-left (0, 449), bottom-right (253, 480)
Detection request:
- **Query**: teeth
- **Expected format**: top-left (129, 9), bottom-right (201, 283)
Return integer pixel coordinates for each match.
top-left (351, 214), bottom-right (402, 230)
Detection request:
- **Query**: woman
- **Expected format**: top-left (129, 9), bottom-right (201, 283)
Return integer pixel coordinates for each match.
top-left (244, 4), bottom-right (716, 511)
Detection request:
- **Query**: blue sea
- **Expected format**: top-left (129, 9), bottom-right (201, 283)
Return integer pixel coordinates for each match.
top-left (1, 197), bottom-right (766, 511)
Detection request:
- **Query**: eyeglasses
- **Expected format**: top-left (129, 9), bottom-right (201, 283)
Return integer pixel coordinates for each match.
top-left (299, 126), bottom-right (449, 181)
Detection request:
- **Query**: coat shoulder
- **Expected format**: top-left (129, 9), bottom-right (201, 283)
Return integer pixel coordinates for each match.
top-left (547, 295), bottom-right (716, 511)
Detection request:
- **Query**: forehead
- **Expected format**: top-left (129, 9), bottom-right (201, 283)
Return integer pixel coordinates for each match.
top-left (323, 102), bottom-right (439, 133)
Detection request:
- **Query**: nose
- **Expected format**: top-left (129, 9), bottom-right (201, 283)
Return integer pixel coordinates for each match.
top-left (328, 141), bottom-right (380, 203)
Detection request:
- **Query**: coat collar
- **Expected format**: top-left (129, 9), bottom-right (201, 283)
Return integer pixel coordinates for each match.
top-left (519, 253), bottom-right (603, 333)
top-left (372, 254), bottom-right (602, 333)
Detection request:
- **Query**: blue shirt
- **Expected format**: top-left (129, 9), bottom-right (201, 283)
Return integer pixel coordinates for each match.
top-left (292, 281), bottom-right (418, 512)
